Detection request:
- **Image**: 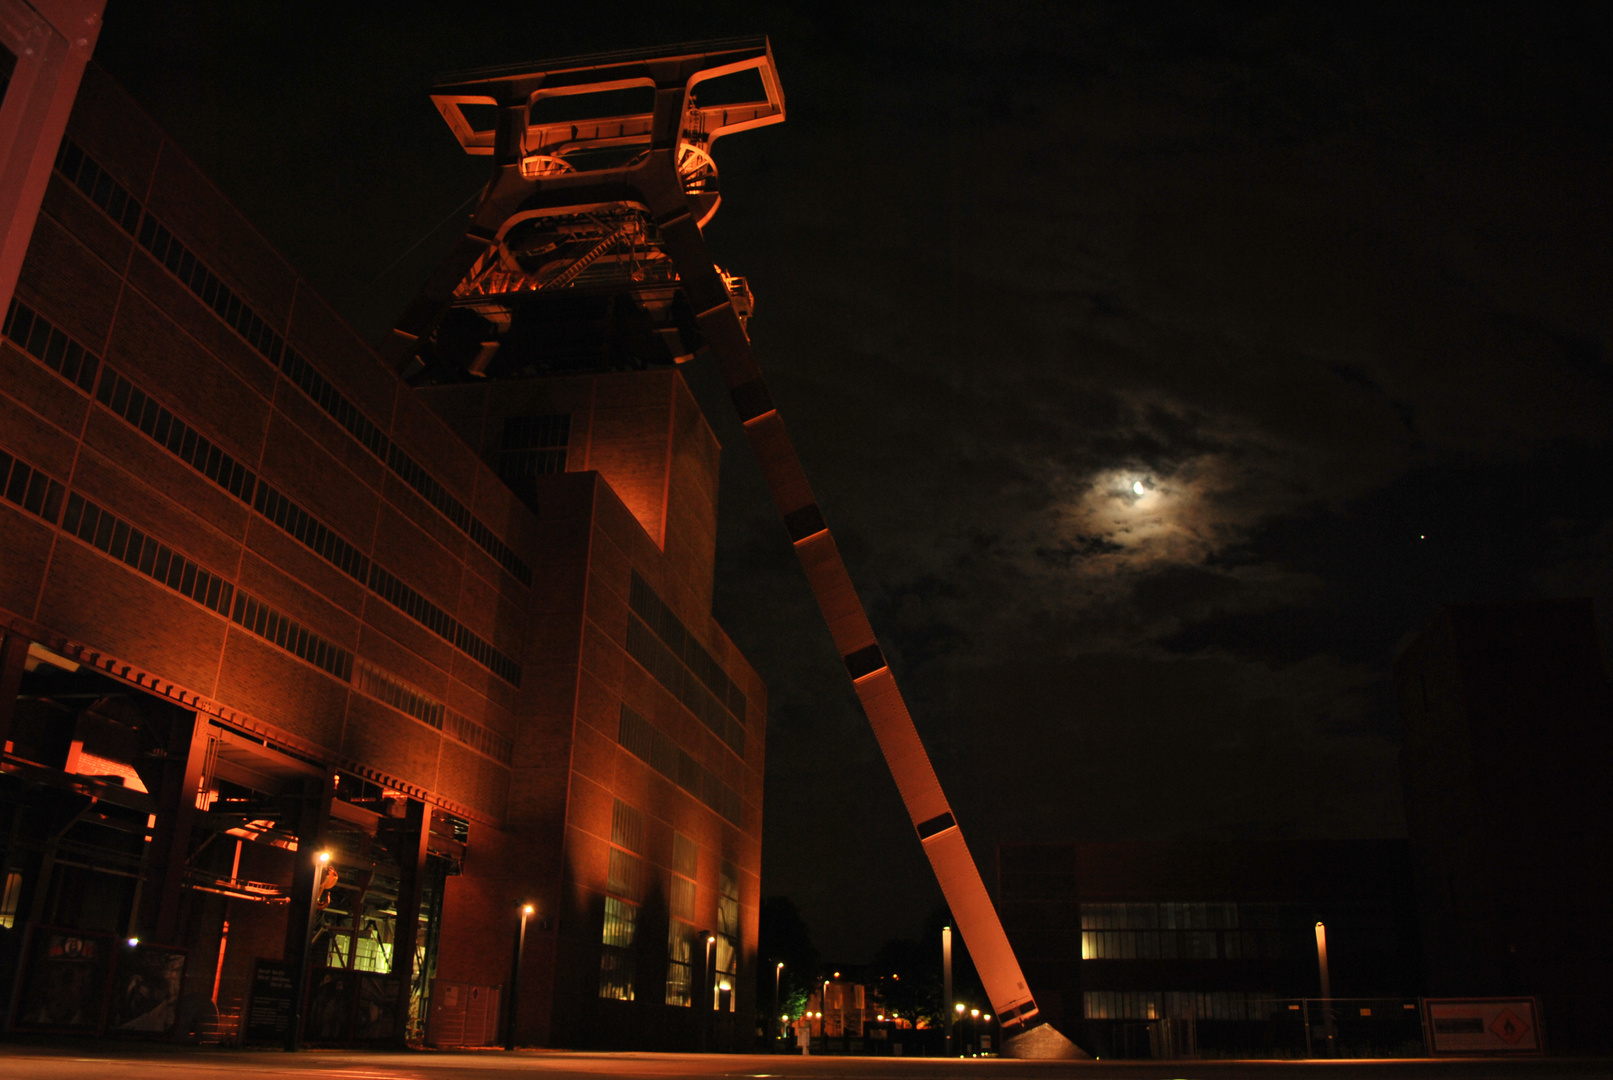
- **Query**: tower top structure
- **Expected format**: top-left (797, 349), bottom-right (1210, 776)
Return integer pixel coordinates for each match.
top-left (389, 38), bottom-right (784, 381)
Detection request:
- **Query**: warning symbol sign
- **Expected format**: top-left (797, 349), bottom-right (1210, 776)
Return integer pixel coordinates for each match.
top-left (1490, 1008), bottom-right (1529, 1044)
top-left (1427, 998), bottom-right (1541, 1053)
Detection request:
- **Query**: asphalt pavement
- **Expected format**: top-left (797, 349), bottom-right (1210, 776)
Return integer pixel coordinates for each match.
top-left (1, 1044), bottom-right (1610, 1080)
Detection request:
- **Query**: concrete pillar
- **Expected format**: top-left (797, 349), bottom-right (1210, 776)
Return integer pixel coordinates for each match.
top-left (0, 631), bottom-right (28, 753)
top-left (150, 711), bottom-right (209, 944)
top-left (389, 799), bottom-right (430, 1045)
top-left (281, 771), bottom-right (333, 1051)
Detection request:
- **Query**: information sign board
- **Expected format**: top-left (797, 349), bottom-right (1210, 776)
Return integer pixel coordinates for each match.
top-left (244, 959), bottom-right (296, 1043)
top-left (1425, 998), bottom-right (1541, 1054)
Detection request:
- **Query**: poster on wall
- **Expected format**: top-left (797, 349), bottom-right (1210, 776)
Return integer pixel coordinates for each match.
top-left (12, 928), bottom-right (114, 1031)
top-left (107, 944), bottom-right (187, 1035)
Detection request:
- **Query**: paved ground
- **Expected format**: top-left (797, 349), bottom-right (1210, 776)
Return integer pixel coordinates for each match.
top-left (1, 1044), bottom-right (1609, 1080)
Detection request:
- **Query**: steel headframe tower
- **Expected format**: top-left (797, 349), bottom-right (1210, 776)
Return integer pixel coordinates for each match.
top-left (385, 37), bottom-right (1082, 1060)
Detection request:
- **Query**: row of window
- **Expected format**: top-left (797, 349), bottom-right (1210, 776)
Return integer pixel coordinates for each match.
top-left (55, 138), bottom-right (143, 234)
top-left (494, 414), bottom-right (570, 495)
top-left (616, 705), bottom-right (743, 827)
top-left (96, 365), bottom-right (259, 501)
top-left (625, 617), bottom-right (746, 758)
top-left (1081, 902), bottom-right (1244, 931)
top-left (92, 361), bottom-right (522, 686)
top-left (55, 136), bottom-right (533, 587)
top-left (443, 710), bottom-right (514, 765)
top-left (4, 299), bottom-right (100, 393)
top-left (3, 440), bottom-right (509, 762)
top-left (366, 563), bottom-right (522, 686)
top-left (60, 490), bottom-right (354, 681)
top-left (354, 658), bottom-right (445, 729)
top-left (628, 572), bottom-right (748, 720)
top-left (1, 450), bottom-right (66, 525)
top-left (597, 798), bottom-right (740, 1010)
top-left (349, 622), bottom-right (514, 762)
top-left (1081, 901), bottom-right (1399, 933)
top-left (600, 800), bottom-right (650, 1002)
top-left (1080, 928), bottom-right (1318, 961)
top-left (1083, 990), bottom-right (1280, 1023)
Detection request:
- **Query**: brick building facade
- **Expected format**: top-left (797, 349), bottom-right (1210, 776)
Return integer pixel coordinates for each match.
top-left (0, 61), bottom-right (763, 1050)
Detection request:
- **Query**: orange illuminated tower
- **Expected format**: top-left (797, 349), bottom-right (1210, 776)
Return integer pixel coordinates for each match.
top-left (385, 38), bottom-right (1081, 1058)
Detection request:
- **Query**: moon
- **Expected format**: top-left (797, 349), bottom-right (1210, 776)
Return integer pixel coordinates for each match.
top-left (1132, 480), bottom-right (1146, 495)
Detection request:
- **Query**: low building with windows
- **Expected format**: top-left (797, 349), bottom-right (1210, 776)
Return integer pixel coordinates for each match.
top-left (0, 58), bottom-right (763, 1050)
top-left (999, 841), bottom-right (1421, 1057)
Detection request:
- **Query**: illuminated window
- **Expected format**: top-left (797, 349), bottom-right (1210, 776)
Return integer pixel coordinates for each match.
top-left (599, 947), bottom-right (635, 1002)
top-left (0, 871), bottom-right (22, 929)
top-left (600, 800), bottom-right (645, 1001)
top-left (665, 921), bottom-right (695, 1007)
top-left (665, 832), bottom-right (698, 1006)
top-left (714, 861), bottom-right (739, 1011)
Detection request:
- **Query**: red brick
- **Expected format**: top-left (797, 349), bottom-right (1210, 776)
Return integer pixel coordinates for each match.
top-left (286, 289), bottom-right (398, 421)
top-left (214, 629), bottom-right (349, 750)
top-left (39, 176), bottom-right (133, 277)
top-left (78, 410), bottom-right (252, 544)
top-left (0, 384), bottom-right (80, 480)
top-left (16, 212), bottom-right (123, 352)
top-left (69, 443), bottom-right (245, 573)
top-left (67, 66), bottom-right (164, 200)
top-left (124, 246), bottom-right (279, 398)
top-left (105, 288), bottom-right (272, 465)
top-left (144, 145), bottom-right (296, 332)
top-left (0, 342), bottom-right (91, 440)
top-left (258, 409), bottom-right (380, 550)
top-left (37, 539), bottom-right (227, 693)
top-left (0, 507), bottom-right (53, 619)
top-left (242, 516), bottom-right (367, 616)
top-left (341, 694), bottom-right (442, 794)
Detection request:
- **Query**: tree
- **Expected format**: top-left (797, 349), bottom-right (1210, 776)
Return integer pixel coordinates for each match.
top-left (870, 903), bottom-right (987, 1027)
top-left (757, 896), bottom-right (819, 1021)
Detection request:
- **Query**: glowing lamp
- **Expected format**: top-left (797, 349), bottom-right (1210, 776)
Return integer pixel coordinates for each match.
top-left (126, 937), bottom-right (139, 947)
top-left (522, 904), bottom-right (535, 915)
top-left (955, 1003), bottom-right (965, 1014)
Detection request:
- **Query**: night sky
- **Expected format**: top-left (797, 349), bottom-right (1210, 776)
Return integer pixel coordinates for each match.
top-left (95, 3), bottom-right (1613, 962)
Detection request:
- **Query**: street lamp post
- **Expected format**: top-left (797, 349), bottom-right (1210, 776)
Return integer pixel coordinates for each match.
top-left (699, 931), bottom-right (716, 1052)
top-left (1314, 920), bottom-right (1335, 1057)
top-left (970, 1008), bottom-right (980, 1056)
top-left (954, 1002), bottom-right (965, 1057)
top-left (773, 962), bottom-right (784, 1048)
top-left (505, 903), bottom-right (533, 1050)
top-left (941, 925), bottom-right (953, 1057)
top-left (822, 979), bottom-right (831, 1052)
